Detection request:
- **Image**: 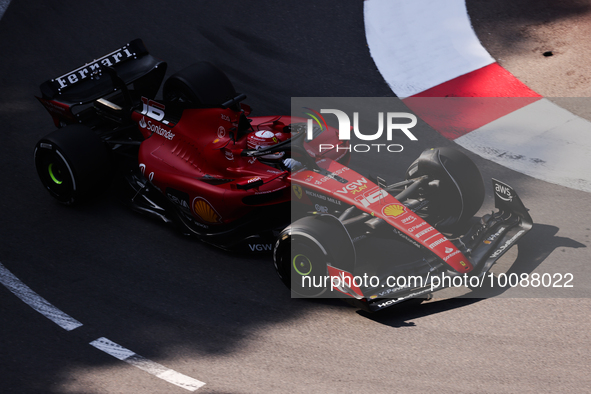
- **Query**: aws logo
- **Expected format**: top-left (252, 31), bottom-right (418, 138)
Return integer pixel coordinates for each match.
top-left (494, 181), bottom-right (513, 202)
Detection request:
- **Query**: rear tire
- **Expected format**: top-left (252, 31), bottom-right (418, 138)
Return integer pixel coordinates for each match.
top-left (163, 62), bottom-right (237, 107)
top-left (34, 124), bottom-right (111, 205)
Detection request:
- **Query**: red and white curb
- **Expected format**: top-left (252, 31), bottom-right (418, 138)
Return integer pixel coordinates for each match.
top-left (364, 0), bottom-right (591, 193)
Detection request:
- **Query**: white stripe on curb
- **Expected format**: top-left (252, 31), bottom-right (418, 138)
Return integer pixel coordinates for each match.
top-left (0, 262), bottom-right (83, 331)
top-left (455, 99), bottom-right (591, 192)
top-left (90, 337), bottom-right (206, 391)
top-left (364, 0), bottom-right (493, 97)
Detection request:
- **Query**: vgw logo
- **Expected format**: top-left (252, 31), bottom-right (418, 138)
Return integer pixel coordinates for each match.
top-left (304, 108), bottom-right (418, 153)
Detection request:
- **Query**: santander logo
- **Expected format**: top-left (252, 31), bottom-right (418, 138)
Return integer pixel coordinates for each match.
top-left (139, 116), bottom-right (175, 140)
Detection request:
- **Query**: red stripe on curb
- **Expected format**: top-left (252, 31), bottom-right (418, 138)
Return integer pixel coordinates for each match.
top-left (403, 63), bottom-right (542, 139)
top-left (410, 63), bottom-right (541, 98)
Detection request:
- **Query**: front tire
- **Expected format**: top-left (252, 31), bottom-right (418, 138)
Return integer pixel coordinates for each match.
top-left (405, 147), bottom-right (484, 231)
top-left (274, 215), bottom-right (355, 297)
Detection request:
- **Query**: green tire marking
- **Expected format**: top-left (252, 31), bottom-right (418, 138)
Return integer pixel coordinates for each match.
top-left (48, 163), bottom-right (63, 185)
top-left (292, 254), bottom-right (312, 276)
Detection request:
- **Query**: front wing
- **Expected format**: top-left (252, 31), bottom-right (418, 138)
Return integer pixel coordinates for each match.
top-left (337, 179), bottom-right (533, 312)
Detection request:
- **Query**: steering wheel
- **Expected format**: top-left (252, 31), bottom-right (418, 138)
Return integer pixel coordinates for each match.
top-left (241, 124), bottom-right (319, 170)
top-left (289, 132), bottom-right (319, 170)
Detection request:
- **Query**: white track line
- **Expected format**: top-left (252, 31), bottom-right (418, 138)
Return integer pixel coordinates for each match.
top-left (0, 263), bottom-right (206, 390)
top-left (364, 0), bottom-right (493, 97)
top-left (0, 0), bottom-right (11, 20)
top-left (0, 262), bottom-right (83, 331)
top-left (90, 337), bottom-right (206, 391)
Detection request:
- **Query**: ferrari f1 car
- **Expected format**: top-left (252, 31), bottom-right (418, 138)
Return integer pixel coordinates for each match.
top-left (34, 40), bottom-right (533, 312)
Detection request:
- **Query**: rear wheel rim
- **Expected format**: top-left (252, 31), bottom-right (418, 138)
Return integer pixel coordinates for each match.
top-left (48, 163), bottom-right (63, 185)
top-left (35, 147), bottom-right (76, 203)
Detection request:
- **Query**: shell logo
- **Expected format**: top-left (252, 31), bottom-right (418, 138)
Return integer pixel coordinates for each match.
top-left (383, 204), bottom-right (406, 218)
top-left (192, 197), bottom-right (221, 223)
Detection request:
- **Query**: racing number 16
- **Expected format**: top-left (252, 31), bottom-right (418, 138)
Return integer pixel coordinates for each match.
top-left (358, 189), bottom-right (388, 208)
top-left (141, 97), bottom-right (165, 121)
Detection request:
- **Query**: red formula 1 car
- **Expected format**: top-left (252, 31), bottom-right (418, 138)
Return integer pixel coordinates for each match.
top-left (34, 39), bottom-right (346, 252)
top-left (34, 40), bottom-right (532, 311)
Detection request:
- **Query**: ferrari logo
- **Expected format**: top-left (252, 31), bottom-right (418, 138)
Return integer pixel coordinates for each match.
top-left (292, 185), bottom-right (303, 199)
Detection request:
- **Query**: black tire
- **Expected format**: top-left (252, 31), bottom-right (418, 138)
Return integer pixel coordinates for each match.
top-left (34, 124), bottom-right (111, 205)
top-left (163, 62), bottom-right (237, 107)
top-left (273, 215), bottom-right (355, 297)
top-left (405, 147), bottom-right (484, 230)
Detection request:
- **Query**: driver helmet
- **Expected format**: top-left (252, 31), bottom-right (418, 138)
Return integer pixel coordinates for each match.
top-left (247, 129), bottom-right (289, 160)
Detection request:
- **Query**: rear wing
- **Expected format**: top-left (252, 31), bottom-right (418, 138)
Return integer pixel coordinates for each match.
top-left (39, 39), bottom-right (166, 105)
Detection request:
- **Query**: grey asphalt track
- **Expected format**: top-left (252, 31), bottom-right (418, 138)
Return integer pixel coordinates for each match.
top-left (1, 1), bottom-right (590, 393)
